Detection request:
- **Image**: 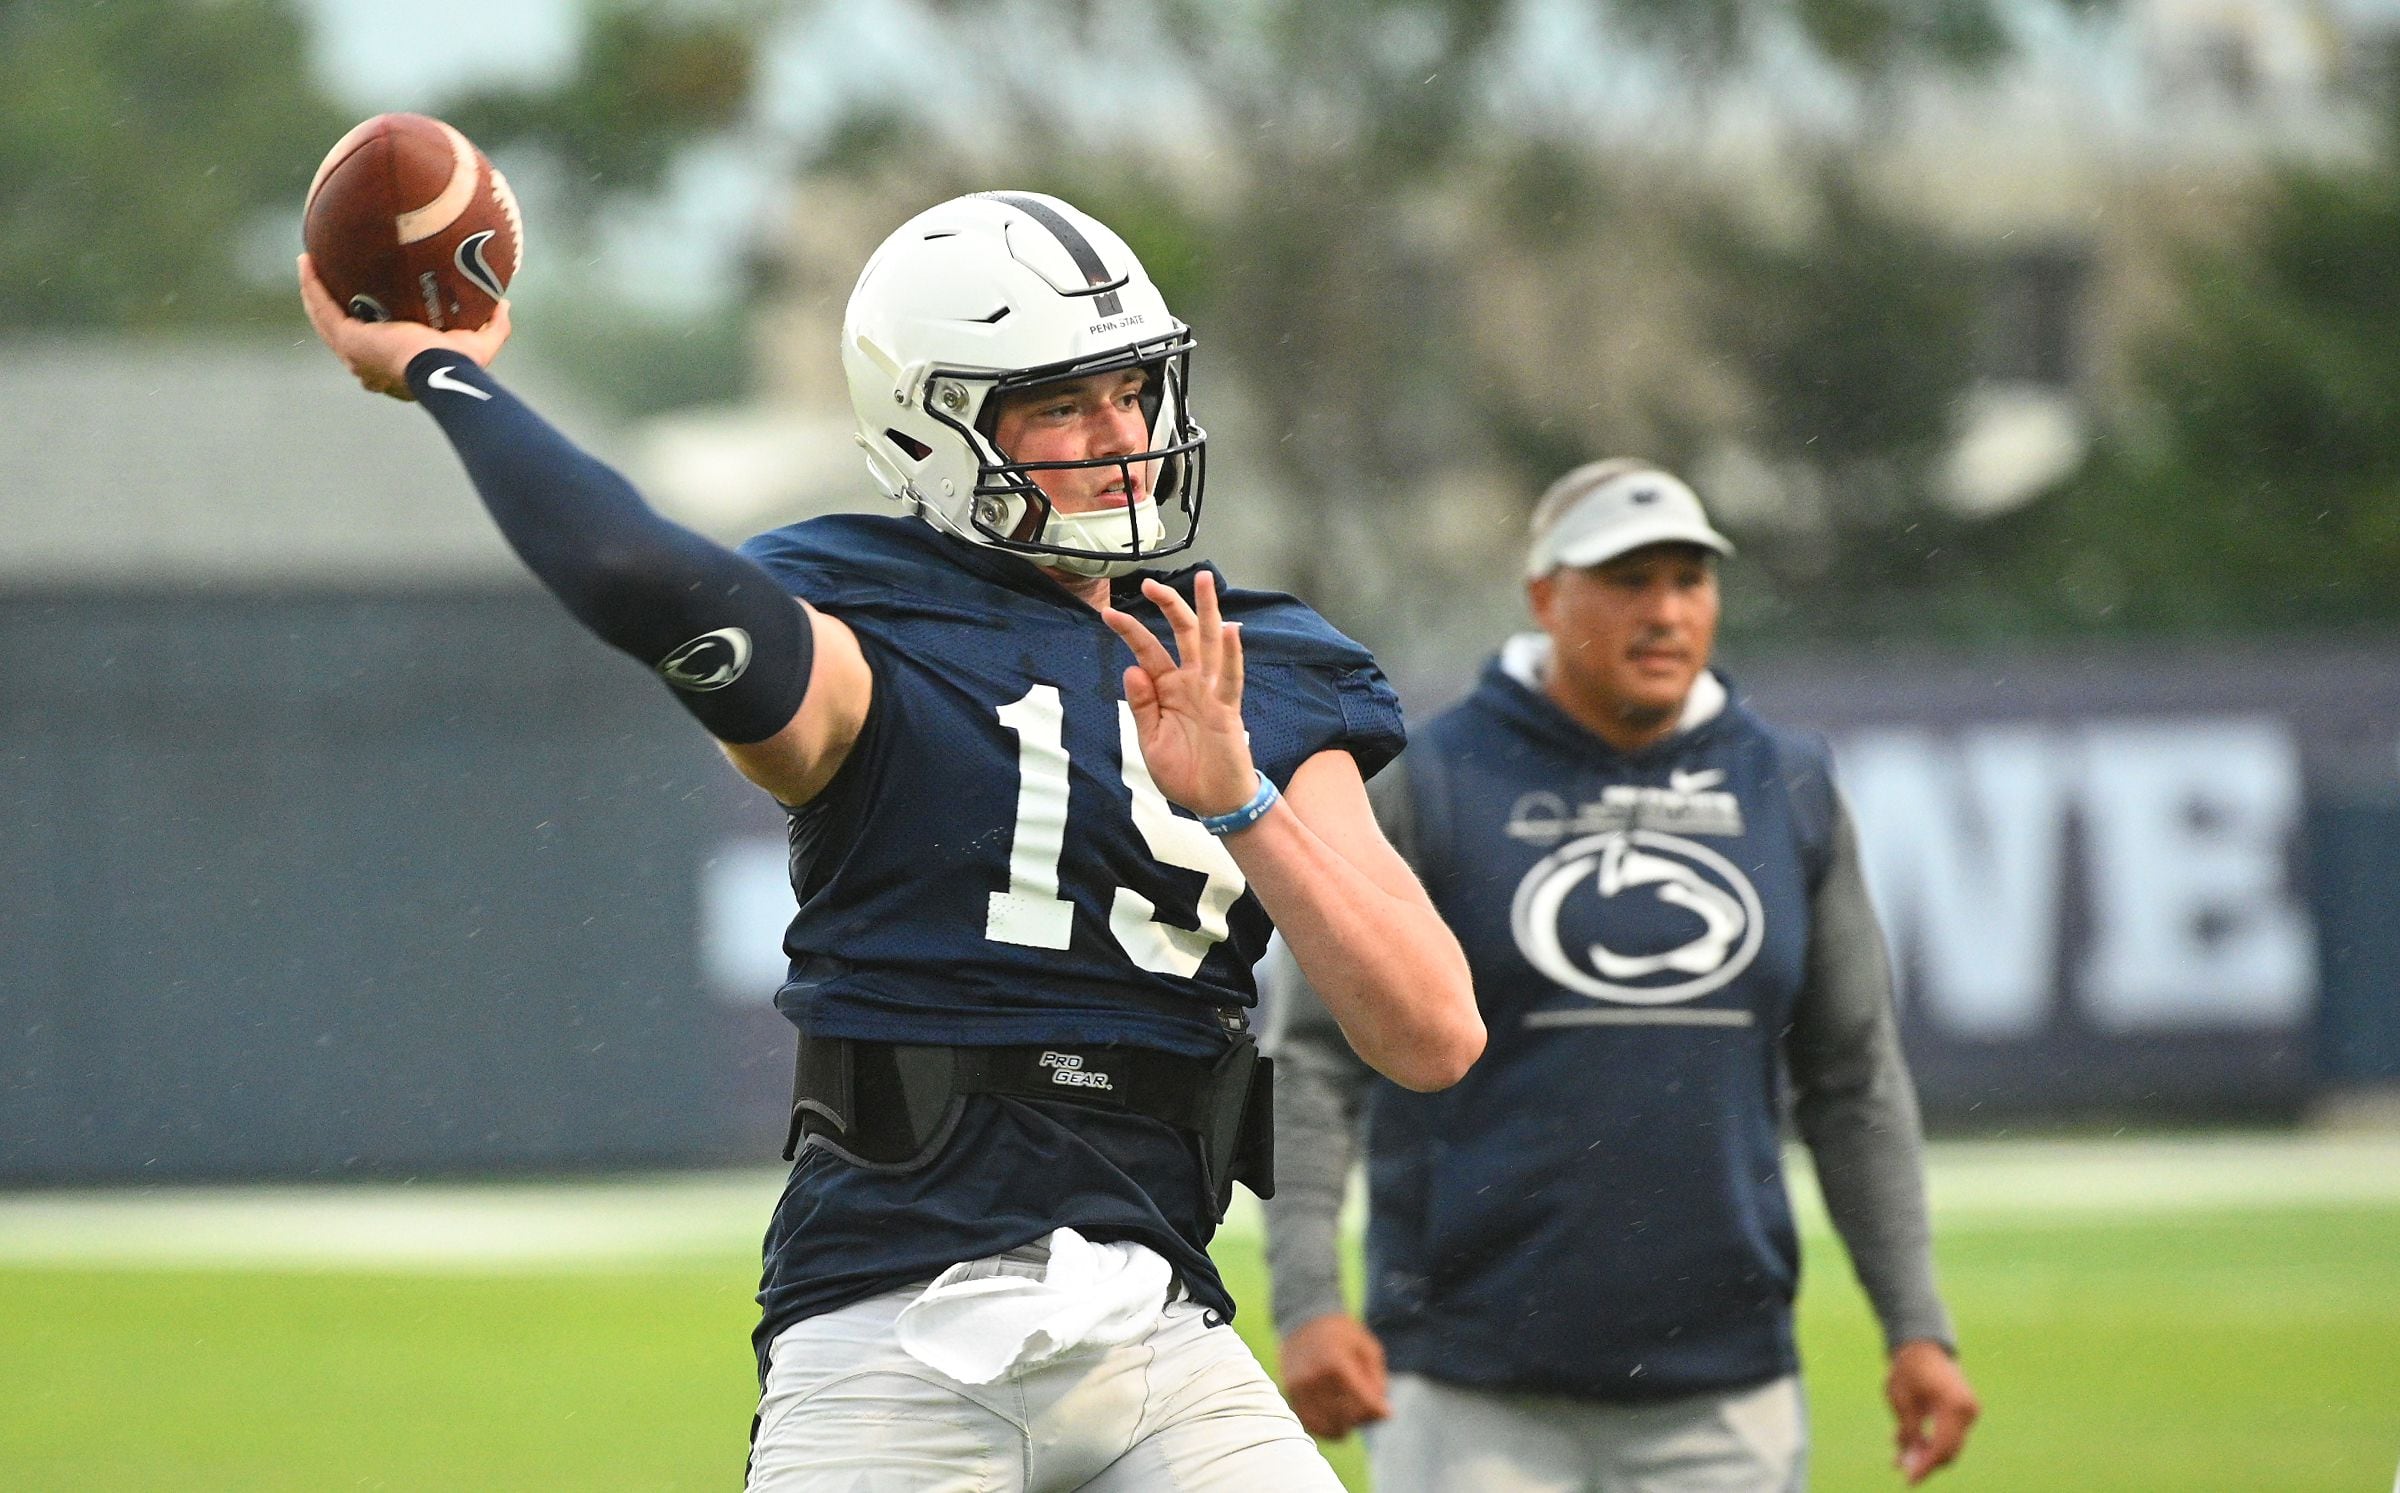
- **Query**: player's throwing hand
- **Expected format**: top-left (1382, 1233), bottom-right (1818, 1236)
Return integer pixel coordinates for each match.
top-left (298, 253), bottom-right (509, 401)
top-left (1103, 570), bottom-right (1258, 820)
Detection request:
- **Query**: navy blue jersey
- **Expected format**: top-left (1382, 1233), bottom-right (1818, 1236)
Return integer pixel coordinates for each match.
top-left (738, 514), bottom-right (1402, 1367)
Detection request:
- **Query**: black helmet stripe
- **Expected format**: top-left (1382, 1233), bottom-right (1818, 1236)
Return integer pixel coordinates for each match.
top-left (987, 192), bottom-right (1124, 318)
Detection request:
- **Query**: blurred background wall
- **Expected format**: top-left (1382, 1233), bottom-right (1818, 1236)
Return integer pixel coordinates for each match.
top-left (4, 0), bottom-right (2397, 1182)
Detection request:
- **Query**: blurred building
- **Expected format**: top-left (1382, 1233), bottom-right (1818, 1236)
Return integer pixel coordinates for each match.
top-left (0, 336), bottom-right (794, 1184)
top-left (0, 338), bottom-right (528, 587)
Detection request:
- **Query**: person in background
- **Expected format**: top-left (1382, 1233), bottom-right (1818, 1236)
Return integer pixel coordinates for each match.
top-left (1263, 459), bottom-right (1978, 1491)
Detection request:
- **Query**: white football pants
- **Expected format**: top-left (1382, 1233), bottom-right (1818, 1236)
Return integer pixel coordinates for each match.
top-left (748, 1280), bottom-right (1342, 1492)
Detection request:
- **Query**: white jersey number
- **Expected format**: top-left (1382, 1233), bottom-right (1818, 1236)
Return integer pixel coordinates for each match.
top-left (984, 685), bottom-right (1247, 978)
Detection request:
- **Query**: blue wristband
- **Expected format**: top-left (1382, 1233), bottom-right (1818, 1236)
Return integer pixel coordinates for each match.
top-left (1199, 770), bottom-right (1280, 836)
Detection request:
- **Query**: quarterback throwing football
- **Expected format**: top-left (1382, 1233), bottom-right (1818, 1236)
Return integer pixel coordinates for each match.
top-left (300, 192), bottom-right (1481, 1490)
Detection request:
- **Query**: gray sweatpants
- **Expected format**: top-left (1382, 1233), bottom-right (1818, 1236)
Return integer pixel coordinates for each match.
top-left (1369, 1371), bottom-right (1807, 1493)
top-left (749, 1282), bottom-right (1342, 1492)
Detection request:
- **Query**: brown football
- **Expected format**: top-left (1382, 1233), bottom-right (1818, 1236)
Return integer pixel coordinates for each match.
top-left (302, 113), bottom-right (522, 330)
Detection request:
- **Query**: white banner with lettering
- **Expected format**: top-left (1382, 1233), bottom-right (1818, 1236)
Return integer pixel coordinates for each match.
top-left (1837, 716), bottom-right (2315, 1039)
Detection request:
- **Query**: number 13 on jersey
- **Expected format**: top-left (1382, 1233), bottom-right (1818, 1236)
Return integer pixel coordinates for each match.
top-left (984, 684), bottom-right (1247, 980)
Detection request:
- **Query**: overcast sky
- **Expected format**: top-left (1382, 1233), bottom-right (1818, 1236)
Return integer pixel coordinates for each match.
top-left (302, 0), bottom-right (582, 109)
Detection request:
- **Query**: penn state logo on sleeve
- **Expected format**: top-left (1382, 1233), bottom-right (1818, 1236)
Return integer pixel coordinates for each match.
top-left (657, 627), bottom-right (752, 691)
top-left (1508, 829), bottom-right (1764, 1006)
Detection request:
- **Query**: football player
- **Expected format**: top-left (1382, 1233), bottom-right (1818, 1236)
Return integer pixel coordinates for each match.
top-left (300, 191), bottom-right (1481, 1491)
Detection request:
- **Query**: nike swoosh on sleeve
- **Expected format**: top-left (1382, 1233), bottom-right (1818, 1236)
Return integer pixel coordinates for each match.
top-left (425, 365), bottom-right (491, 401)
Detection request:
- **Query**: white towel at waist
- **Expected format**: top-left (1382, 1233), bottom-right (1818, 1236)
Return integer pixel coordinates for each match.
top-left (894, 1227), bottom-right (1175, 1385)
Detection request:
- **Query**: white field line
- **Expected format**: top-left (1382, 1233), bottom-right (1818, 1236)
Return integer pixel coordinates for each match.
top-left (1327, 1131), bottom-right (2400, 1243)
top-left (1, 1134), bottom-right (2395, 1270)
top-left (0, 1171), bottom-right (781, 1272)
top-left (1786, 1132), bottom-right (2400, 1235)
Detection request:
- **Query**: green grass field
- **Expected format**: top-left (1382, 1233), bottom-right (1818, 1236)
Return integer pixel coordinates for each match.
top-left (1, 1137), bottom-right (2394, 1491)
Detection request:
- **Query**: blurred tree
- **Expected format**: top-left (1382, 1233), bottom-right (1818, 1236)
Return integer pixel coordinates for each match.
top-left (0, 0), bottom-right (346, 330)
top-left (1684, 171), bottom-right (1991, 641)
top-left (1078, 0), bottom-right (1510, 625)
top-left (0, 0), bottom-right (770, 408)
top-left (1616, 0), bottom-right (2016, 77)
top-left (443, 3), bottom-right (762, 225)
top-left (2009, 118), bottom-right (2400, 633)
top-left (881, 0), bottom-right (2040, 652)
top-left (429, 3), bottom-right (771, 417)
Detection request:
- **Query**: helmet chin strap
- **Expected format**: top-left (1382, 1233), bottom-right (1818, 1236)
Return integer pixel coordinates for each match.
top-left (1042, 495), bottom-right (1165, 578)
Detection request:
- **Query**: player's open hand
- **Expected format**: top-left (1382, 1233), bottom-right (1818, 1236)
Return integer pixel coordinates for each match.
top-left (1887, 1339), bottom-right (1979, 1484)
top-left (1101, 570), bottom-right (1256, 819)
top-left (298, 253), bottom-right (510, 402)
top-left (1278, 1312), bottom-right (1391, 1439)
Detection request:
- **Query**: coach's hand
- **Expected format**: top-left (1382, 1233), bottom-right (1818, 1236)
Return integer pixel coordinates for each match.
top-left (1279, 1311), bottom-right (1391, 1440)
top-left (1102, 570), bottom-right (1256, 819)
top-left (298, 254), bottom-right (510, 402)
top-left (1888, 1338), bottom-right (1979, 1484)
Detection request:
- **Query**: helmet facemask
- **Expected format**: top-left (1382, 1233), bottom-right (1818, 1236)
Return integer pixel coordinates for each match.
top-left (926, 332), bottom-right (1206, 579)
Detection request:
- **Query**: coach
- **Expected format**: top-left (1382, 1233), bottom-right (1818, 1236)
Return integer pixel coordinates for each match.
top-left (1262, 460), bottom-right (1979, 1490)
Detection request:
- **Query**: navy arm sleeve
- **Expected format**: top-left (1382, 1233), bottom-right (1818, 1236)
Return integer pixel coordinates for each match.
top-left (404, 349), bottom-right (810, 744)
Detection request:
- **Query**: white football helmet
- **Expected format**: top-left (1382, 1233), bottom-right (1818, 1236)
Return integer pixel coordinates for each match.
top-left (842, 191), bottom-right (1206, 577)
